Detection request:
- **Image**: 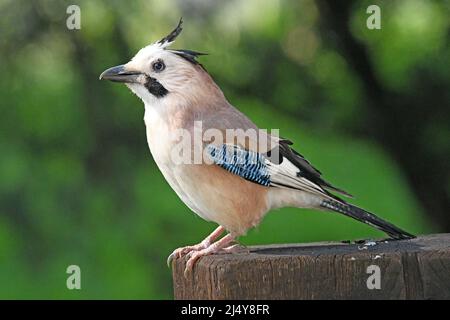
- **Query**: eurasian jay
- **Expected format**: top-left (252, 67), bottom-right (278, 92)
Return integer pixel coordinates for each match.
top-left (100, 20), bottom-right (414, 275)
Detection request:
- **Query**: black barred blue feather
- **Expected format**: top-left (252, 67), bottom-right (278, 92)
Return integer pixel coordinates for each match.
top-left (206, 143), bottom-right (349, 201)
top-left (206, 144), bottom-right (271, 186)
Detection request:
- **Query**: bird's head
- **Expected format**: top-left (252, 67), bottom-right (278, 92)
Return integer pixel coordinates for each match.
top-left (100, 19), bottom-right (221, 108)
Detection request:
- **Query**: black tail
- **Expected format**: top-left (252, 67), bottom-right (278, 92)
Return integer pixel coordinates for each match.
top-left (321, 199), bottom-right (415, 240)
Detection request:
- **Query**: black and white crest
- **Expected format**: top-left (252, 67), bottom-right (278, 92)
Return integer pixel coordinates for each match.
top-left (169, 49), bottom-right (207, 65)
top-left (156, 18), bottom-right (207, 65)
top-left (158, 18), bottom-right (184, 46)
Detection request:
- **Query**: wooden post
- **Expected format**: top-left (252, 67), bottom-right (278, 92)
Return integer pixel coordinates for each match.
top-left (172, 233), bottom-right (450, 299)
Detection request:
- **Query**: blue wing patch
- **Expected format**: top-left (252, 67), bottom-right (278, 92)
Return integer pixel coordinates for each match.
top-left (206, 144), bottom-right (271, 186)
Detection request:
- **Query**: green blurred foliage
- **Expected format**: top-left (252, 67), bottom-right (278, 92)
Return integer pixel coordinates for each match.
top-left (0, 0), bottom-right (447, 298)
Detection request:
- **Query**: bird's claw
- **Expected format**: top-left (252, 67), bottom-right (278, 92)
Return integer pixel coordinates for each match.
top-left (169, 233), bottom-right (236, 276)
top-left (167, 249), bottom-right (185, 268)
top-left (184, 250), bottom-right (208, 278)
top-left (166, 244), bottom-right (207, 268)
top-left (167, 252), bottom-right (176, 268)
top-left (182, 244), bottom-right (243, 277)
top-left (220, 243), bottom-right (249, 254)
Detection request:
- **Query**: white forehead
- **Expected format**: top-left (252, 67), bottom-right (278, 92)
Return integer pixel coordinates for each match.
top-left (131, 43), bottom-right (166, 63)
top-left (127, 42), bottom-right (187, 72)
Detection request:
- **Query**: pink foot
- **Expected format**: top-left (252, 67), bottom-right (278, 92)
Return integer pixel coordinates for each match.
top-left (167, 243), bottom-right (207, 267)
top-left (167, 226), bottom-right (225, 267)
top-left (220, 243), bottom-right (249, 254)
top-left (184, 234), bottom-right (235, 277)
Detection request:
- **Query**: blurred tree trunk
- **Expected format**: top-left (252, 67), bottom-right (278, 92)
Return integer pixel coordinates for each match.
top-left (317, 0), bottom-right (450, 231)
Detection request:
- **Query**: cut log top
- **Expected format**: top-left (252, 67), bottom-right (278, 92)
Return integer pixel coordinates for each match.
top-left (172, 233), bottom-right (450, 300)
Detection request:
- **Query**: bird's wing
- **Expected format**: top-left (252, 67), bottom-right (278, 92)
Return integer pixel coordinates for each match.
top-left (199, 104), bottom-right (351, 198)
top-left (277, 139), bottom-right (353, 197)
top-left (205, 141), bottom-right (351, 200)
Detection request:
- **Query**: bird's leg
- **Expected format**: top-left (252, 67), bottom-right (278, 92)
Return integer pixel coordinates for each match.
top-left (167, 226), bottom-right (225, 267)
top-left (184, 233), bottom-right (235, 277)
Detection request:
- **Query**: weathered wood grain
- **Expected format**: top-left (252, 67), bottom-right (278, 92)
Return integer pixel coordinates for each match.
top-left (172, 233), bottom-right (450, 299)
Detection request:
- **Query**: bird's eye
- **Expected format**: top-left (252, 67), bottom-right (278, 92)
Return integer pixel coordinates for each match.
top-left (152, 60), bottom-right (165, 72)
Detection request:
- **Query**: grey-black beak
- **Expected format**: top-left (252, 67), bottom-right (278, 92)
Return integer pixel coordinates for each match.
top-left (99, 65), bottom-right (142, 83)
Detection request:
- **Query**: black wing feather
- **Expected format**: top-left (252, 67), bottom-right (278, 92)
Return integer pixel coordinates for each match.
top-left (279, 140), bottom-right (353, 198)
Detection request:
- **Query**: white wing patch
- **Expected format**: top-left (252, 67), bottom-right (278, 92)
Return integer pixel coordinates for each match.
top-left (265, 157), bottom-right (327, 197)
top-left (207, 143), bottom-right (328, 197)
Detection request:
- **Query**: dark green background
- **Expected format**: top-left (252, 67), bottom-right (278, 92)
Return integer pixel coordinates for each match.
top-left (0, 0), bottom-right (448, 298)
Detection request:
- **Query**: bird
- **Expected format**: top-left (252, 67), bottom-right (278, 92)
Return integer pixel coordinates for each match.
top-left (100, 19), bottom-right (414, 275)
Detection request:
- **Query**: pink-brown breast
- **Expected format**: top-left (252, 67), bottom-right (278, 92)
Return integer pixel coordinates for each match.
top-left (177, 163), bottom-right (270, 237)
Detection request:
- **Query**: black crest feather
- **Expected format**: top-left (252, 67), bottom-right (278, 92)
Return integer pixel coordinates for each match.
top-left (158, 18), bottom-right (183, 45)
top-left (158, 19), bottom-right (207, 65)
top-left (169, 49), bottom-right (208, 65)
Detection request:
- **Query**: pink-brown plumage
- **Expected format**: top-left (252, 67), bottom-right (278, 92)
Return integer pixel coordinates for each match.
top-left (100, 20), bottom-right (414, 275)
